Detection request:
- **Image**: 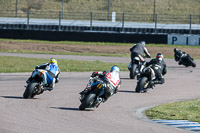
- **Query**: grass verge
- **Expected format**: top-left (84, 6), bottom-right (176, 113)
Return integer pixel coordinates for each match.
top-left (145, 99), bottom-right (200, 123)
top-left (0, 56), bottom-right (128, 73)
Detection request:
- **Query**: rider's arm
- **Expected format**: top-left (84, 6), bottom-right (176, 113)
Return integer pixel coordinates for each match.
top-left (91, 71), bottom-right (106, 78)
top-left (130, 44), bottom-right (136, 52)
top-left (144, 47), bottom-right (151, 58)
top-left (55, 69), bottom-right (61, 83)
top-left (35, 63), bottom-right (48, 69)
top-left (145, 59), bottom-right (153, 67)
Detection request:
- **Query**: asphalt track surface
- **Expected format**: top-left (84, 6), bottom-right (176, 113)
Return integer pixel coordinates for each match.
top-left (0, 53), bottom-right (200, 133)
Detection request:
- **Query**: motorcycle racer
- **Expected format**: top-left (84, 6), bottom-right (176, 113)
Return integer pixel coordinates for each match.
top-left (145, 53), bottom-right (167, 87)
top-left (80, 65), bottom-right (121, 102)
top-left (174, 48), bottom-right (196, 67)
top-left (26, 58), bottom-right (61, 91)
top-left (174, 48), bottom-right (187, 64)
top-left (130, 41), bottom-right (151, 64)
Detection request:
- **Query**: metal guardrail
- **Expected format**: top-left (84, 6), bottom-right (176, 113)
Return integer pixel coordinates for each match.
top-left (0, 10), bottom-right (200, 35)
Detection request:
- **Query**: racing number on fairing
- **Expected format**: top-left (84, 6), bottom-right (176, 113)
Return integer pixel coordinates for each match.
top-left (97, 83), bottom-right (102, 89)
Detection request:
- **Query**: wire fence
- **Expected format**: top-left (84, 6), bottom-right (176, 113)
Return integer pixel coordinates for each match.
top-left (0, 0), bottom-right (200, 35)
top-left (0, 10), bottom-right (200, 35)
top-left (1, 10), bottom-right (200, 24)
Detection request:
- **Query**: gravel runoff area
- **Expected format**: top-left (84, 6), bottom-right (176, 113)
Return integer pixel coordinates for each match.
top-left (1, 41), bottom-right (200, 58)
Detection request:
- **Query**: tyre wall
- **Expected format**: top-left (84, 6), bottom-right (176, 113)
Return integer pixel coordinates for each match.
top-left (0, 29), bottom-right (167, 44)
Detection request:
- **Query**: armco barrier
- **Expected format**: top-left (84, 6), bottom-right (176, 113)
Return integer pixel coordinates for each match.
top-left (0, 29), bottom-right (167, 44)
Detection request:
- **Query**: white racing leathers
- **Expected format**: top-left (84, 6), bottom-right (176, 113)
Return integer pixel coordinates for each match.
top-left (104, 71), bottom-right (120, 98)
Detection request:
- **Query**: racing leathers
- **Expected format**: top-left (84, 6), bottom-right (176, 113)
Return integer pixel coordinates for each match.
top-left (27, 63), bottom-right (60, 91)
top-left (80, 71), bottom-right (121, 102)
top-left (174, 48), bottom-right (189, 65)
top-left (145, 58), bottom-right (167, 86)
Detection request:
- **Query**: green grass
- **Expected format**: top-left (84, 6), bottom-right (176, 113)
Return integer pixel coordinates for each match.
top-left (1, 0), bottom-right (199, 15)
top-left (145, 99), bottom-right (200, 123)
top-left (0, 56), bottom-right (128, 73)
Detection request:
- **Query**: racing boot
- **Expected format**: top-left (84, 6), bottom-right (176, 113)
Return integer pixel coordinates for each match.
top-left (43, 84), bottom-right (53, 91)
top-left (148, 81), bottom-right (155, 88)
top-left (95, 97), bottom-right (103, 108)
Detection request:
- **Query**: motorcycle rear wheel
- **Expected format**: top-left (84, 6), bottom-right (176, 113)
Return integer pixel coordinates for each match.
top-left (130, 64), bottom-right (137, 79)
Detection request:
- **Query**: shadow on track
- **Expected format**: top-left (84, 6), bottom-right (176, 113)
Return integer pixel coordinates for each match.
top-left (50, 107), bottom-right (95, 111)
top-left (120, 78), bottom-right (133, 80)
top-left (1, 96), bottom-right (24, 99)
top-left (119, 90), bottom-right (137, 93)
top-left (50, 107), bottom-right (80, 111)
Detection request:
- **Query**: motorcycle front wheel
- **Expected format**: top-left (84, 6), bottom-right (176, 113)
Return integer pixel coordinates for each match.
top-left (79, 92), bottom-right (96, 110)
top-left (135, 77), bottom-right (148, 93)
top-left (188, 58), bottom-right (196, 67)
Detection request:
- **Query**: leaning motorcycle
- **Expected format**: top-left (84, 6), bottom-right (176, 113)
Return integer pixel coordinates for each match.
top-left (174, 52), bottom-right (196, 67)
top-left (128, 56), bottom-right (145, 79)
top-left (23, 74), bottom-right (47, 99)
top-left (79, 77), bottom-right (105, 110)
top-left (135, 66), bottom-right (156, 93)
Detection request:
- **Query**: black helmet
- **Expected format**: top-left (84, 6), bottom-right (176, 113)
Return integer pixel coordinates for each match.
top-left (156, 53), bottom-right (164, 63)
top-left (174, 48), bottom-right (178, 53)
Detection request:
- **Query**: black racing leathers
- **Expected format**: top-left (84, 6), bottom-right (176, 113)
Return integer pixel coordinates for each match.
top-left (146, 58), bottom-right (167, 85)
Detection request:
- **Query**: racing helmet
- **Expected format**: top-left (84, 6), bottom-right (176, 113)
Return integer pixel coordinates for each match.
top-left (110, 65), bottom-right (120, 74)
top-left (140, 41), bottom-right (146, 46)
top-left (156, 53), bottom-right (163, 63)
top-left (174, 48), bottom-right (178, 53)
top-left (49, 58), bottom-right (58, 65)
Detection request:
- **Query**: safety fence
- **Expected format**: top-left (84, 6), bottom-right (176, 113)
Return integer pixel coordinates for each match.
top-left (0, 10), bottom-right (200, 35)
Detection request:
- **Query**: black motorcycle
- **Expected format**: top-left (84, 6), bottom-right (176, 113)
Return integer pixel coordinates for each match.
top-left (135, 66), bottom-right (156, 93)
top-left (174, 49), bottom-right (196, 67)
top-left (23, 74), bottom-right (49, 99)
top-left (79, 77), bottom-right (106, 110)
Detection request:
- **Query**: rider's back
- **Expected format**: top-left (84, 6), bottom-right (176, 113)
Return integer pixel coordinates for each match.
top-left (130, 43), bottom-right (145, 55)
